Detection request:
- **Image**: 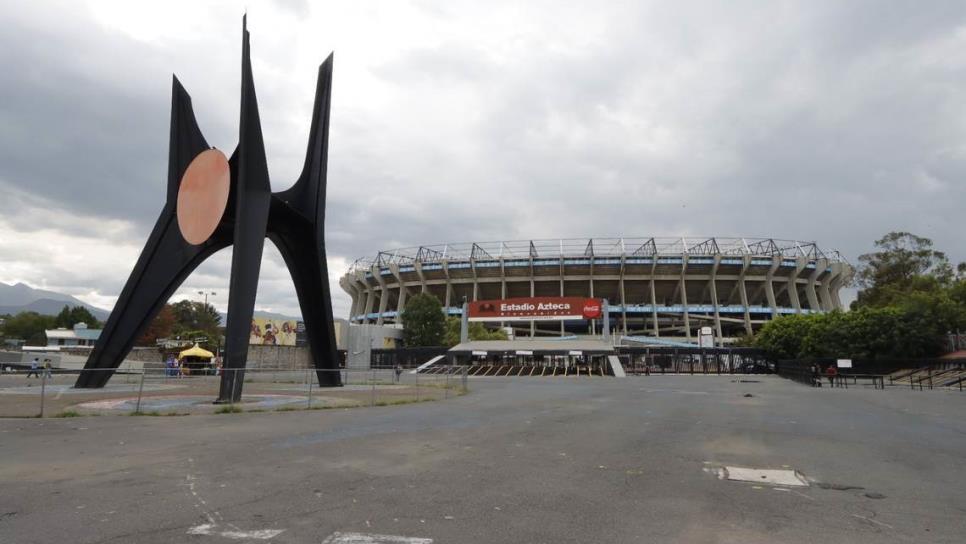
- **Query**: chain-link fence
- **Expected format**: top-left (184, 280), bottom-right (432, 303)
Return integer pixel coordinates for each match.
top-left (0, 366), bottom-right (468, 418)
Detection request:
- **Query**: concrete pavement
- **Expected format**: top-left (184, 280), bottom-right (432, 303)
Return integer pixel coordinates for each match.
top-left (1, 375), bottom-right (964, 543)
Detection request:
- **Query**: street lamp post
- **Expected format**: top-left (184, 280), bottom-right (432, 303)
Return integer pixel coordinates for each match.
top-left (197, 290), bottom-right (219, 360)
top-left (197, 290), bottom-right (216, 307)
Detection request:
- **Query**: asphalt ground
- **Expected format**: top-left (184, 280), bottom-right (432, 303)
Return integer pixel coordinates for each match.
top-left (1, 375), bottom-right (965, 543)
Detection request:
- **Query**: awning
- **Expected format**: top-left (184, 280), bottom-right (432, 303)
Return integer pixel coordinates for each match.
top-left (179, 343), bottom-right (214, 359)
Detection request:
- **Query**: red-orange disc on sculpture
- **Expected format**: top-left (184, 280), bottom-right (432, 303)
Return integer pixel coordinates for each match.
top-left (176, 149), bottom-right (230, 245)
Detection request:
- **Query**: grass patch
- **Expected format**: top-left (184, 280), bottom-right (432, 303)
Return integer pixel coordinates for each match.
top-left (129, 410), bottom-right (162, 417)
top-left (274, 406), bottom-right (299, 412)
top-left (54, 409), bottom-right (82, 418)
top-left (214, 405), bottom-right (243, 414)
top-left (246, 408), bottom-right (267, 413)
top-left (418, 382), bottom-right (467, 391)
top-left (372, 396), bottom-right (442, 407)
top-left (308, 403), bottom-right (348, 410)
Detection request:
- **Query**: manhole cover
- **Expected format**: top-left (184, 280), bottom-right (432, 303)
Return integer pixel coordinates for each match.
top-left (724, 466), bottom-right (808, 487)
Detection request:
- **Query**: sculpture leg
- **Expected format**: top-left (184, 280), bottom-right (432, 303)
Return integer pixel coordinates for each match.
top-left (269, 229), bottom-right (342, 387)
top-left (216, 17), bottom-right (273, 403)
top-left (268, 55), bottom-right (340, 387)
top-left (75, 213), bottom-right (226, 387)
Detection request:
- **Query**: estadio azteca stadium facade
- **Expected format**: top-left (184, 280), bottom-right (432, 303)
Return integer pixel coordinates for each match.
top-left (340, 237), bottom-right (852, 340)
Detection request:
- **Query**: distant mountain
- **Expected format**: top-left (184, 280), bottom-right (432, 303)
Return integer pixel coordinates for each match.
top-left (217, 310), bottom-right (303, 323)
top-left (253, 310), bottom-right (302, 321)
top-left (0, 282), bottom-right (111, 321)
top-left (0, 281), bottom-right (301, 324)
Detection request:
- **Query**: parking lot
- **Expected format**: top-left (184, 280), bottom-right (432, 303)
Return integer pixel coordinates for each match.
top-left (1, 375), bottom-right (965, 543)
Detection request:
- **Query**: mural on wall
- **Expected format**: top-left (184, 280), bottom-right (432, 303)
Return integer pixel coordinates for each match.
top-left (249, 318), bottom-right (302, 346)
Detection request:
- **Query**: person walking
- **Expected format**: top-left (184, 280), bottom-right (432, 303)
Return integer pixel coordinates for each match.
top-left (42, 359), bottom-right (53, 379)
top-left (825, 364), bottom-right (838, 388)
top-left (394, 363), bottom-right (403, 383)
top-left (26, 358), bottom-right (40, 378)
top-left (811, 363), bottom-right (821, 387)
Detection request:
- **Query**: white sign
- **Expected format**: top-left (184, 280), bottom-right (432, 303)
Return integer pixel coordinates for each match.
top-left (515, 350), bottom-right (534, 355)
top-left (836, 359), bottom-right (852, 368)
top-left (699, 326), bottom-right (714, 348)
top-left (471, 350), bottom-right (487, 356)
top-left (568, 350), bottom-right (583, 356)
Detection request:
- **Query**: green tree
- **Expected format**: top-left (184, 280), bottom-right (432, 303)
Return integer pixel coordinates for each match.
top-left (53, 305), bottom-right (101, 329)
top-left (443, 317), bottom-right (509, 346)
top-left (753, 313), bottom-right (815, 359)
top-left (170, 300), bottom-right (221, 338)
top-left (1, 312), bottom-right (57, 346)
top-left (755, 308), bottom-right (948, 360)
top-left (853, 232), bottom-right (955, 309)
top-left (400, 293), bottom-right (446, 346)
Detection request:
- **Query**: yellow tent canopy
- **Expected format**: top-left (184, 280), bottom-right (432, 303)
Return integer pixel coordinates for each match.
top-left (179, 343), bottom-right (214, 360)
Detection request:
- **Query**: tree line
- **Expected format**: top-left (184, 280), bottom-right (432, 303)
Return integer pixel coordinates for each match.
top-left (0, 305), bottom-right (101, 346)
top-left (0, 300), bottom-right (222, 349)
top-left (754, 232), bottom-right (966, 360)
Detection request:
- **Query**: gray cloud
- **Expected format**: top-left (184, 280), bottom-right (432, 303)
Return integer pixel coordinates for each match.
top-left (2, 0), bottom-right (965, 319)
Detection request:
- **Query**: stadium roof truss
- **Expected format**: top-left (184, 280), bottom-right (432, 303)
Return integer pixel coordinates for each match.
top-left (348, 237), bottom-right (848, 272)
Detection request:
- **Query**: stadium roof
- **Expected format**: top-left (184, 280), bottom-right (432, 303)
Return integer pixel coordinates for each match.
top-left (349, 237), bottom-right (847, 273)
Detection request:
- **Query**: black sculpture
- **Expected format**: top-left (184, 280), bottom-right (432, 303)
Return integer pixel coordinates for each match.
top-left (75, 17), bottom-right (341, 401)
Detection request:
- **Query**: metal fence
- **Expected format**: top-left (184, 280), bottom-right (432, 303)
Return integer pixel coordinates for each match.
top-left (371, 347), bottom-right (449, 368)
top-left (776, 358), bottom-right (966, 390)
top-left (0, 366), bottom-right (468, 418)
top-left (616, 347), bottom-right (770, 375)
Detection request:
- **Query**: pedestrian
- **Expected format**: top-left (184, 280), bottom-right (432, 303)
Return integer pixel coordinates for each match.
top-left (394, 363), bottom-right (402, 383)
top-left (811, 363), bottom-right (821, 387)
top-left (26, 358), bottom-right (40, 378)
top-left (825, 363), bottom-right (838, 387)
top-left (43, 359), bottom-right (53, 379)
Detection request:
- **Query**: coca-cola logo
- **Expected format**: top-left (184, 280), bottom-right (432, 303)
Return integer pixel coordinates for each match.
top-left (582, 301), bottom-right (602, 319)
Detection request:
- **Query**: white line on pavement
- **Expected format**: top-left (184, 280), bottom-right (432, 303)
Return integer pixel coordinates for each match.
top-left (321, 532), bottom-right (433, 544)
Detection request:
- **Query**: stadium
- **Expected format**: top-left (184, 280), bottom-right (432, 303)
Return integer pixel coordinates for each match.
top-left (340, 237), bottom-right (852, 342)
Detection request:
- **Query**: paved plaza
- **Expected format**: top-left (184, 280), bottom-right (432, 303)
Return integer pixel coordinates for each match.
top-left (1, 375), bottom-right (965, 543)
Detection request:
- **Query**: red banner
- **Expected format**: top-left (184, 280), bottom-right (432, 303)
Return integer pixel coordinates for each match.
top-left (467, 297), bottom-right (604, 321)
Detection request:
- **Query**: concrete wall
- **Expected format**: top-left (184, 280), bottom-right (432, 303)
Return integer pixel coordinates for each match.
top-left (344, 324), bottom-right (404, 369)
top-left (245, 345), bottom-right (312, 370)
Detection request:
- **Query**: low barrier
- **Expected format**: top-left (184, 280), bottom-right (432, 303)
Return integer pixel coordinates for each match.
top-left (0, 366), bottom-right (468, 418)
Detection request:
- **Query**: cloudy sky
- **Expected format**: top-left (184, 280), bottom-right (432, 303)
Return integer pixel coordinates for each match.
top-left (1, 0), bottom-right (965, 319)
